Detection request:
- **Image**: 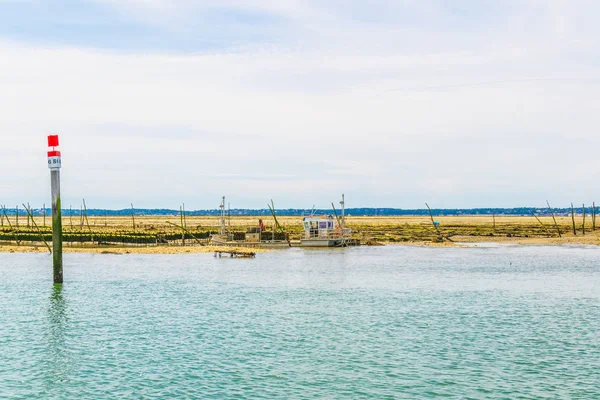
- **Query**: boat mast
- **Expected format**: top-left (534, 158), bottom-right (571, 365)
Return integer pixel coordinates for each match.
top-left (220, 196), bottom-right (226, 235)
top-left (340, 194), bottom-right (345, 229)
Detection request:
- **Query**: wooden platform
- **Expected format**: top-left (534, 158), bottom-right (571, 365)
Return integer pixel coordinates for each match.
top-left (214, 250), bottom-right (256, 258)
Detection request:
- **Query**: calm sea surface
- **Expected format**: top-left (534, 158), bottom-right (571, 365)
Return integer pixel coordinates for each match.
top-left (0, 245), bottom-right (598, 399)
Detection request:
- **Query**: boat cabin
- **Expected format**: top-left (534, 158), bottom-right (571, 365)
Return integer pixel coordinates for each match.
top-left (302, 215), bottom-right (342, 240)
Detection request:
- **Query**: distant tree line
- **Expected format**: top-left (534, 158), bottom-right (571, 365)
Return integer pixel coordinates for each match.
top-left (1, 206), bottom-right (596, 217)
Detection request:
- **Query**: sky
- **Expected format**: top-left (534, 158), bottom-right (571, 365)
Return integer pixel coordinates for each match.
top-left (1, 0), bottom-right (599, 210)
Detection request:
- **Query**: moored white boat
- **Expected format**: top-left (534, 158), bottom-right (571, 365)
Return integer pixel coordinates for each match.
top-left (299, 195), bottom-right (352, 247)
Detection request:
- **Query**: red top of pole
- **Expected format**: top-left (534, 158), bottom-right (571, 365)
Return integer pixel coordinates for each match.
top-left (48, 135), bottom-right (59, 147)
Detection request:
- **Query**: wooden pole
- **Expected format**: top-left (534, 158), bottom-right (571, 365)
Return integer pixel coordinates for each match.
top-left (180, 205), bottom-right (185, 246)
top-left (331, 202), bottom-right (342, 226)
top-left (23, 203), bottom-right (52, 254)
top-left (582, 203), bottom-right (586, 236)
top-left (16, 205), bottom-right (18, 228)
top-left (2, 206), bottom-right (12, 230)
top-left (571, 203), bottom-right (577, 236)
top-left (130, 203), bottom-right (136, 232)
top-left (492, 213), bottom-right (496, 234)
top-left (593, 202), bottom-right (596, 231)
top-left (26, 202), bottom-right (30, 228)
top-left (530, 211), bottom-right (551, 237)
top-left (546, 200), bottom-right (561, 238)
top-left (43, 203), bottom-right (46, 227)
top-left (167, 221), bottom-right (206, 246)
top-left (340, 194), bottom-right (345, 229)
top-left (3, 205), bottom-right (20, 246)
top-left (268, 200), bottom-right (291, 247)
top-left (82, 199), bottom-right (94, 243)
top-left (51, 169), bottom-right (63, 284)
top-left (425, 203), bottom-right (451, 242)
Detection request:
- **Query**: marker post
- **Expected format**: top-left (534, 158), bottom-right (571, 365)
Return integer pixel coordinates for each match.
top-left (48, 135), bottom-right (63, 284)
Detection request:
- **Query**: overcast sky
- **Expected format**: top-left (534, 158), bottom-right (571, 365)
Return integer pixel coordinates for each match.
top-left (1, 0), bottom-right (599, 210)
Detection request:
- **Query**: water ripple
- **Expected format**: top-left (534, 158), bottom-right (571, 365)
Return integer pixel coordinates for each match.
top-left (0, 246), bottom-right (598, 398)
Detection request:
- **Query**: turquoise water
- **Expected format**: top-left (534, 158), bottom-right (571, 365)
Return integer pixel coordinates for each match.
top-left (0, 245), bottom-right (598, 399)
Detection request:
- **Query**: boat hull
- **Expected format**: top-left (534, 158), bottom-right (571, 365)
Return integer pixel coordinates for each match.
top-left (299, 239), bottom-right (345, 247)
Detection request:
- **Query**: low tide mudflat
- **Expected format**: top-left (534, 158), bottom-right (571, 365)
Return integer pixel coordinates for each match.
top-left (1, 246), bottom-right (598, 398)
top-left (2, 215), bottom-right (600, 253)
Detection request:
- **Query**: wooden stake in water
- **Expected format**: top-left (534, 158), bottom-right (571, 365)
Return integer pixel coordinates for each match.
top-left (1, 205), bottom-right (11, 229)
top-left (82, 198), bottom-right (94, 243)
top-left (530, 211), bottom-right (551, 237)
top-left (180, 205), bottom-right (185, 246)
top-left (48, 134), bottom-right (63, 284)
top-left (425, 203), bottom-right (449, 242)
top-left (23, 203), bottom-right (52, 254)
top-left (166, 221), bottom-right (206, 246)
top-left (130, 203), bottom-right (136, 232)
top-left (546, 200), bottom-right (562, 238)
top-left (582, 203), bottom-right (586, 236)
top-left (571, 203), bottom-right (577, 236)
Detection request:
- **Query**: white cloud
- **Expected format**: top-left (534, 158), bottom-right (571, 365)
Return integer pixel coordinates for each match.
top-left (1, 1), bottom-right (600, 208)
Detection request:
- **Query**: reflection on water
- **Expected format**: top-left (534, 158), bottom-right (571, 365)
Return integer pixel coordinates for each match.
top-left (44, 284), bottom-right (71, 387)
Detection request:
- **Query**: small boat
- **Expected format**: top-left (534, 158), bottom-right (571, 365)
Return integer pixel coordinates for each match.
top-left (300, 215), bottom-right (351, 247)
top-left (300, 195), bottom-right (352, 247)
